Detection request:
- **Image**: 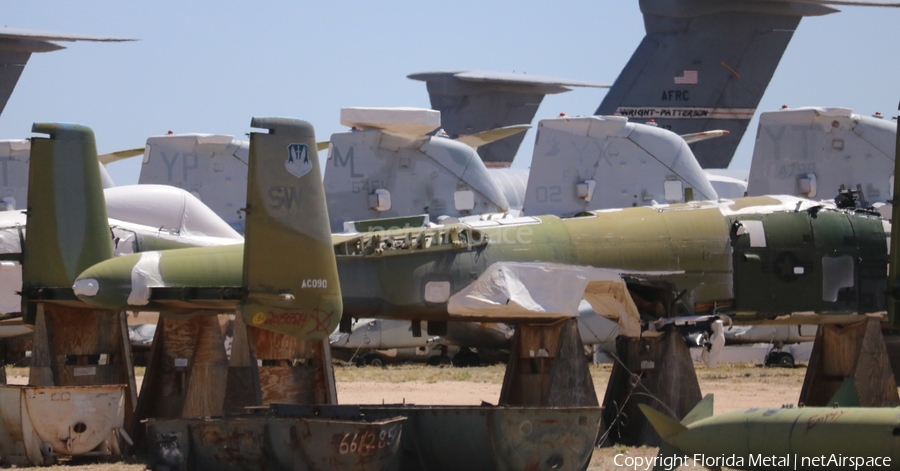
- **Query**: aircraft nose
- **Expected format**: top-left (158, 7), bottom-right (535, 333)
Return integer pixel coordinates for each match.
top-left (72, 278), bottom-right (99, 297)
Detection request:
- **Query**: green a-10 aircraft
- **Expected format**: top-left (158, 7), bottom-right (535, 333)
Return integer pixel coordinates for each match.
top-left (26, 117), bottom-right (888, 339)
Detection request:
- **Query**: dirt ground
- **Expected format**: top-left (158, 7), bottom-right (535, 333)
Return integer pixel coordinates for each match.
top-left (2, 361), bottom-right (813, 470)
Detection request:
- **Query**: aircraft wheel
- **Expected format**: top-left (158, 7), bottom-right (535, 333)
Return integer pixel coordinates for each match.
top-left (776, 352), bottom-right (794, 367)
top-left (765, 351), bottom-right (794, 368)
top-left (368, 355), bottom-right (385, 367)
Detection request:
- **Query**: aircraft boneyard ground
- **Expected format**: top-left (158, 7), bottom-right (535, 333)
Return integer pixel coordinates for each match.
top-left (3, 362), bottom-right (872, 471)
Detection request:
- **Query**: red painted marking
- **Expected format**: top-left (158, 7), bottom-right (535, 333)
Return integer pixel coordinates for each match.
top-left (805, 410), bottom-right (845, 431)
top-left (262, 308), bottom-right (336, 335)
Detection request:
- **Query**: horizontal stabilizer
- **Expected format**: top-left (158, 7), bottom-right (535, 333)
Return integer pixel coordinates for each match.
top-left (638, 404), bottom-right (688, 443)
top-left (765, 0), bottom-right (900, 7)
top-left (409, 70), bottom-right (608, 167)
top-left (681, 130), bottom-right (729, 145)
top-left (409, 70), bottom-right (610, 90)
top-left (827, 378), bottom-right (860, 407)
top-left (681, 394), bottom-right (714, 425)
top-left (0, 28), bottom-right (135, 45)
top-left (98, 147), bottom-right (144, 165)
top-left (340, 107), bottom-right (440, 138)
top-left (316, 141), bottom-right (329, 151)
top-left (455, 124), bottom-right (531, 149)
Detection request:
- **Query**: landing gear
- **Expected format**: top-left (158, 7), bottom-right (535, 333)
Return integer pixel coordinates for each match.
top-left (765, 341), bottom-right (794, 368)
top-left (426, 355), bottom-right (451, 367)
top-left (765, 351), bottom-right (794, 367)
top-left (452, 348), bottom-right (481, 367)
top-left (355, 353), bottom-right (384, 367)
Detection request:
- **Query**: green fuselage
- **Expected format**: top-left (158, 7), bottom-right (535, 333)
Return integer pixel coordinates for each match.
top-left (74, 196), bottom-right (889, 324)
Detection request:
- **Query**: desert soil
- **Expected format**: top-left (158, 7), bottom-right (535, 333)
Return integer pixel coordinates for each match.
top-left (2, 362), bottom-right (817, 470)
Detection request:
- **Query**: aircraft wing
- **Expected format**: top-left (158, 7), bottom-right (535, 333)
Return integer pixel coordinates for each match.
top-left (0, 28), bottom-right (135, 120)
top-left (758, 0), bottom-right (900, 7)
top-left (447, 261), bottom-right (642, 337)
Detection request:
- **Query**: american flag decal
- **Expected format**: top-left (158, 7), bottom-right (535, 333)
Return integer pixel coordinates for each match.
top-left (674, 70), bottom-right (698, 85)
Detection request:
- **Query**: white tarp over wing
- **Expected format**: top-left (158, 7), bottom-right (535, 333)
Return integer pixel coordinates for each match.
top-left (447, 262), bottom-right (641, 337)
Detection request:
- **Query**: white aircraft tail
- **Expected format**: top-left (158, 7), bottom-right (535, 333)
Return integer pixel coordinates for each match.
top-left (138, 133), bottom-right (249, 232)
top-left (747, 107), bottom-right (897, 208)
top-left (324, 107), bottom-right (509, 231)
top-left (523, 116), bottom-right (717, 216)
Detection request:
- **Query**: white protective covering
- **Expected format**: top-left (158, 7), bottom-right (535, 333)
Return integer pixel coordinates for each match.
top-left (447, 262), bottom-right (641, 337)
top-left (340, 107), bottom-right (441, 138)
top-left (104, 185), bottom-right (242, 240)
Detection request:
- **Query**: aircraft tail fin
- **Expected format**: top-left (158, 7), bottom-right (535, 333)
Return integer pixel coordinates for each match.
top-left (826, 379), bottom-right (860, 407)
top-left (21, 123), bottom-right (113, 321)
top-left (325, 107), bottom-right (509, 231)
top-left (242, 117), bottom-right (342, 339)
top-left (638, 404), bottom-right (688, 443)
top-left (408, 70), bottom-right (608, 167)
top-left (681, 394), bottom-right (714, 425)
top-left (523, 115), bottom-right (717, 216)
top-left (596, 0), bottom-right (839, 168)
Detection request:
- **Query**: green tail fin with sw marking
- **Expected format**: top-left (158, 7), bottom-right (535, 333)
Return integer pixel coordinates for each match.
top-left (241, 117), bottom-right (342, 339)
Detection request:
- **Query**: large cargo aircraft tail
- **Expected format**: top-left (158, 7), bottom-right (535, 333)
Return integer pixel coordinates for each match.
top-left (407, 71), bottom-right (609, 168)
top-left (20, 123), bottom-right (113, 321)
top-left (242, 118), bottom-right (342, 339)
top-left (596, 0), bottom-right (840, 169)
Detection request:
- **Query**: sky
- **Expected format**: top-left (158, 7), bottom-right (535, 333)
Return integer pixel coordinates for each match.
top-left (0, 1), bottom-right (897, 186)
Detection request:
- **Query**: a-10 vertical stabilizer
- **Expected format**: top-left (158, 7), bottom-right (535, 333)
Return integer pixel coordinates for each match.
top-left (242, 118), bottom-right (343, 339)
top-left (324, 107), bottom-right (510, 231)
top-left (20, 123), bottom-right (113, 323)
top-left (523, 115), bottom-right (718, 216)
top-left (747, 107), bottom-right (897, 212)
